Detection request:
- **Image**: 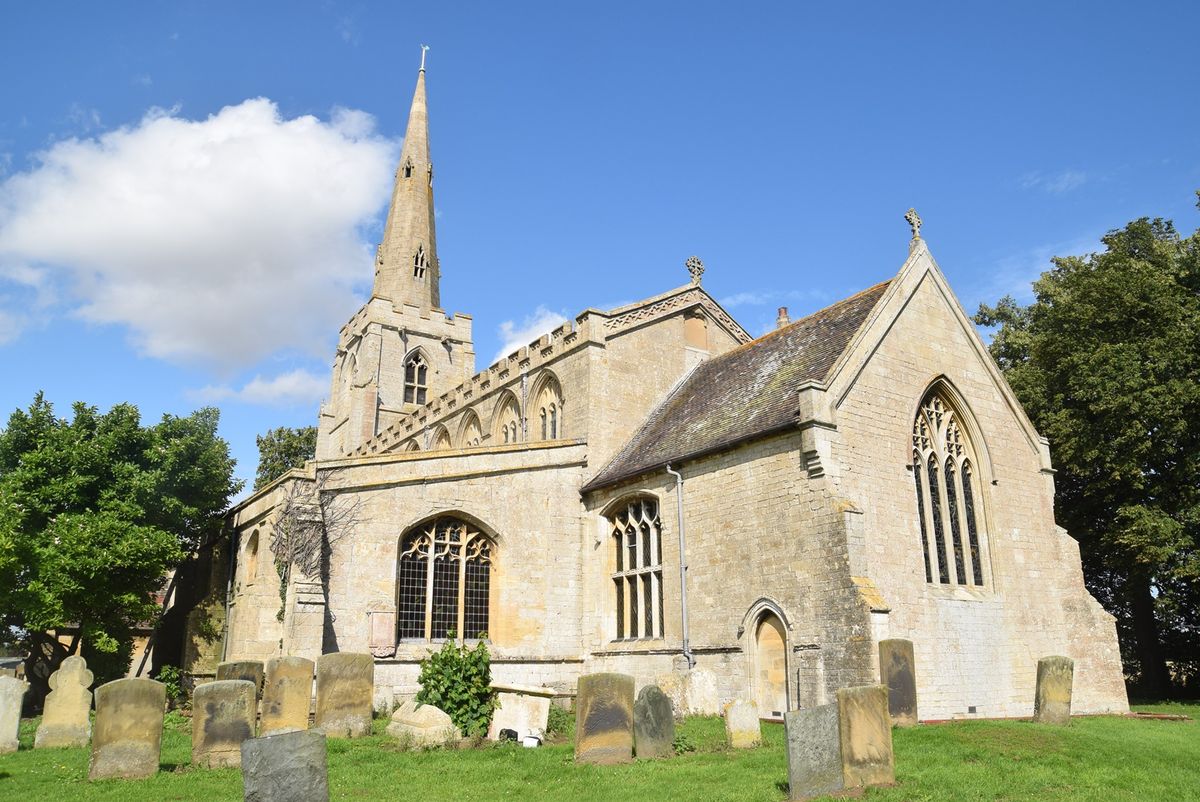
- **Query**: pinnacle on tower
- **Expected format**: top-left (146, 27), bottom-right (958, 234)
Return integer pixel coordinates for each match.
top-left (373, 50), bottom-right (439, 309)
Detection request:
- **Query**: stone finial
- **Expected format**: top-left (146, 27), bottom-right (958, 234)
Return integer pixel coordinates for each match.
top-left (685, 256), bottom-right (705, 285)
top-left (905, 208), bottom-right (922, 240)
top-left (776, 306), bottom-right (790, 329)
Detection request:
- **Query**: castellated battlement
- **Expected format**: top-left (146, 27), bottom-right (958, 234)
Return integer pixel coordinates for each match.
top-left (337, 297), bottom-right (473, 351)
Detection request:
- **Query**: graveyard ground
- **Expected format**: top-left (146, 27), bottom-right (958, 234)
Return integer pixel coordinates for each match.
top-left (0, 703), bottom-right (1194, 801)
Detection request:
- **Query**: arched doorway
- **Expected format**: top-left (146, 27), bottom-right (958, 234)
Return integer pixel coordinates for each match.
top-left (752, 613), bottom-right (788, 718)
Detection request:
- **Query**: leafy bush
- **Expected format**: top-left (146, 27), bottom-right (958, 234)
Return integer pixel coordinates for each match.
top-left (415, 637), bottom-right (497, 737)
top-left (156, 664), bottom-right (187, 709)
top-left (546, 704), bottom-right (573, 739)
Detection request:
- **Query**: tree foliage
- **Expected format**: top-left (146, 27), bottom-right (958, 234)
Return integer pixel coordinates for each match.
top-left (0, 393), bottom-right (241, 685)
top-left (254, 425), bottom-right (317, 490)
top-left (976, 201), bottom-right (1200, 696)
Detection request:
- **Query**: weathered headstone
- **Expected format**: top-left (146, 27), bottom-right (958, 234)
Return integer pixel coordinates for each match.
top-left (836, 685), bottom-right (894, 788)
top-left (192, 679), bottom-right (256, 768)
top-left (724, 698), bottom-right (762, 748)
top-left (35, 655), bottom-right (93, 749)
top-left (261, 656), bottom-right (314, 736)
top-left (88, 677), bottom-right (166, 780)
top-left (242, 729), bottom-right (329, 802)
top-left (216, 660), bottom-right (265, 698)
top-left (784, 703), bottom-right (844, 801)
top-left (313, 652), bottom-right (373, 738)
top-left (1033, 655), bottom-right (1074, 726)
top-left (878, 639), bottom-right (917, 727)
top-left (487, 683), bottom-right (554, 742)
top-left (574, 672), bottom-right (635, 764)
top-left (386, 699), bottom-right (459, 747)
top-left (0, 675), bottom-right (28, 754)
top-left (633, 684), bottom-right (675, 759)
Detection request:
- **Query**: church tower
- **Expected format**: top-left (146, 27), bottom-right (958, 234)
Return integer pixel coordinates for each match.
top-left (316, 53), bottom-right (475, 459)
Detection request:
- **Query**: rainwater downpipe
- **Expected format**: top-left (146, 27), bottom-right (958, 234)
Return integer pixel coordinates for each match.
top-left (666, 464), bottom-right (695, 670)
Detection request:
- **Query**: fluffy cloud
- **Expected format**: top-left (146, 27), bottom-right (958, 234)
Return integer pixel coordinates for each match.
top-left (1019, 169), bottom-right (1088, 195)
top-left (191, 368), bottom-right (328, 407)
top-left (0, 99), bottom-right (397, 368)
top-left (493, 305), bottom-right (569, 364)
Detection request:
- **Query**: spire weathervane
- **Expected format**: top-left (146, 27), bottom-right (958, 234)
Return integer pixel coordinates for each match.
top-left (419, 44), bottom-right (429, 72)
top-left (905, 208), bottom-right (922, 240)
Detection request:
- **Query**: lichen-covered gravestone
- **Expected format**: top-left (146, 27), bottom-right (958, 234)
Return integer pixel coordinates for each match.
top-left (724, 699), bottom-right (762, 748)
top-left (574, 672), bottom-right (635, 764)
top-left (88, 677), bottom-right (166, 780)
top-left (784, 703), bottom-right (844, 801)
top-left (878, 638), bottom-right (918, 727)
top-left (35, 655), bottom-right (93, 749)
top-left (192, 679), bottom-right (256, 768)
top-left (216, 660), bottom-right (265, 699)
top-left (836, 685), bottom-right (894, 789)
top-left (313, 653), bottom-right (373, 738)
top-left (242, 729), bottom-right (329, 802)
top-left (0, 675), bottom-right (28, 754)
top-left (633, 684), bottom-right (675, 759)
top-left (261, 656), bottom-right (314, 736)
top-left (386, 699), bottom-right (459, 747)
top-left (1033, 655), bottom-right (1074, 726)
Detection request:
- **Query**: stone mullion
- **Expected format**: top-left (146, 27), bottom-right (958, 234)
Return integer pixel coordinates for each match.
top-left (953, 458), bottom-right (977, 587)
top-left (456, 539), bottom-right (468, 642)
top-left (423, 550), bottom-right (435, 641)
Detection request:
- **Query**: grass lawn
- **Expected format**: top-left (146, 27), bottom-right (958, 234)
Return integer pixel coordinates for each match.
top-left (0, 704), bottom-right (1195, 801)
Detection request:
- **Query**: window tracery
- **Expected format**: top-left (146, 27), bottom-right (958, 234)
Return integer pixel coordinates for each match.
top-left (397, 517), bottom-right (492, 641)
top-left (404, 352), bottom-right (428, 405)
top-left (413, 245), bottom-right (428, 279)
top-left (609, 497), bottom-right (664, 639)
top-left (495, 395), bottom-right (520, 444)
top-left (534, 375), bottom-right (563, 441)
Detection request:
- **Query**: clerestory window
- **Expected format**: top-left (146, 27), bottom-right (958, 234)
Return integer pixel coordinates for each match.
top-left (610, 497), bottom-right (664, 639)
top-left (912, 389), bottom-right (985, 587)
top-left (397, 517), bottom-right (492, 641)
top-left (404, 352), bottom-right (428, 405)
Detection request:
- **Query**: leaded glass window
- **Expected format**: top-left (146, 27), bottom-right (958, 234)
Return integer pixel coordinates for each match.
top-left (404, 352), bottom-right (428, 405)
top-left (609, 497), bottom-right (664, 639)
top-left (397, 517), bottom-right (492, 641)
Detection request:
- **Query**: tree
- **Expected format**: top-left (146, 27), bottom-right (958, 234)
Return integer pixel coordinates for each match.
top-left (0, 394), bottom-right (241, 689)
top-left (254, 426), bottom-right (317, 491)
top-left (976, 201), bottom-right (1200, 697)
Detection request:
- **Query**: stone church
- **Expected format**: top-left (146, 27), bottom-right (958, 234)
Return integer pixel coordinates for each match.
top-left (203, 64), bottom-right (1129, 721)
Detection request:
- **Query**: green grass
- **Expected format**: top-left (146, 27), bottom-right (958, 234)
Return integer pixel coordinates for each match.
top-left (0, 705), bottom-right (1195, 801)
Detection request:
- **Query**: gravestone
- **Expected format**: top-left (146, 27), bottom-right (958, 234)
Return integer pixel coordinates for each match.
top-left (262, 656), bottom-right (314, 736)
top-left (88, 677), bottom-right (166, 780)
top-left (35, 655), bottom-right (93, 749)
top-left (1033, 655), bottom-right (1074, 726)
top-left (836, 685), bottom-right (894, 788)
top-left (784, 703), bottom-right (844, 801)
top-left (487, 683), bottom-right (554, 742)
top-left (242, 729), bottom-right (329, 802)
top-left (633, 684), bottom-right (675, 759)
top-left (313, 652), bottom-right (373, 738)
top-left (724, 699), bottom-right (762, 748)
top-left (878, 639), bottom-right (917, 727)
top-left (216, 660), bottom-right (265, 698)
top-left (0, 675), bottom-right (28, 754)
top-left (192, 679), bottom-right (256, 768)
top-left (574, 672), bottom-right (635, 764)
top-left (386, 699), bottom-right (459, 747)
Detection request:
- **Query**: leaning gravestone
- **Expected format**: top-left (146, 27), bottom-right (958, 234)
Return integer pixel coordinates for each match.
top-left (386, 699), bottom-right (459, 747)
top-left (88, 677), bottom-right (166, 780)
top-left (1033, 655), bottom-right (1074, 726)
top-left (35, 655), bottom-right (93, 749)
top-left (216, 660), bottom-right (265, 699)
top-left (878, 639), bottom-right (918, 727)
top-left (574, 672), bottom-right (635, 764)
top-left (192, 679), bottom-right (256, 768)
top-left (261, 656), bottom-right (314, 736)
top-left (785, 703), bottom-right (844, 801)
top-left (633, 684), bottom-right (674, 759)
top-left (0, 675), bottom-right (28, 754)
top-left (313, 652), bottom-right (373, 738)
top-left (242, 729), bottom-right (329, 802)
top-left (724, 698), bottom-right (762, 748)
top-left (836, 685), bottom-right (894, 789)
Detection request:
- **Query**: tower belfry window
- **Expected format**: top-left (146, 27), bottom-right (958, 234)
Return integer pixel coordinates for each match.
top-left (403, 159), bottom-right (414, 179)
top-left (414, 245), bottom-right (427, 279)
top-left (404, 352), bottom-right (428, 405)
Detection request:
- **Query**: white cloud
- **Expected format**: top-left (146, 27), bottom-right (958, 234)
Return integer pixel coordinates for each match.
top-left (1019, 169), bottom-right (1088, 195)
top-left (493, 305), bottom-right (568, 364)
top-left (718, 288), bottom-right (831, 309)
top-left (0, 98), bottom-right (398, 369)
top-left (191, 368), bottom-right (328, 407)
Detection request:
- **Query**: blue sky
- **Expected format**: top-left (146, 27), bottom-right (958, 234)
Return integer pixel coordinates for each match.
top-left (2, 1), bottom-right (1198, 493)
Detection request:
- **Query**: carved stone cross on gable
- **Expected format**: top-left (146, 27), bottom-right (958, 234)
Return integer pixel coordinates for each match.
top-left (905, 208), bottom-right (922, 240)
top-left (686, 255), bottom-right (705, 285)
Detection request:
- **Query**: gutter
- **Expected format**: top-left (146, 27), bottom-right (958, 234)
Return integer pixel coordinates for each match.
top-left (665, 464), bottom-right (695, 670)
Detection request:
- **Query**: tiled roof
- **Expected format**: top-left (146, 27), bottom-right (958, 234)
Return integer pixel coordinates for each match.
top-left (582, 280), bottom-right (891, 491)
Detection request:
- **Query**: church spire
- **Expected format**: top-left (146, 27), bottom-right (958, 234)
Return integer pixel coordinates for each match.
top-left (374, 48), bottom-right (439, 309)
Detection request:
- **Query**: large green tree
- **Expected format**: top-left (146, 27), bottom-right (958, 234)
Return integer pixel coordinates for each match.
top-left (976, 202), bottom-right (1200, 697)
top-left (254, 425), bottom-right (317, 490)
top-left (0, 394), bottom-right (241, 686)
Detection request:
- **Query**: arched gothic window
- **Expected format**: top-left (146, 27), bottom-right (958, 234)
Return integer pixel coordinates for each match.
top-left (459, 412), bottom-right (482, 448)
top-left (432, 427), bottom-right (451, 451)
top-left (403, 159), bottom-right (414, 179)
top-left (912, 390), bottom-right (985, 586)
top-left (397, 517), bottom-right (493, 641)
top-left (413, 245), bottom-right (427, 279)
top-left (609, 497), bottom-right (664, 639)
top-left (534, 375), bottom-right (563, 441)
top-left (404, 352), bottom-right (428, 405)
top-left (495, 395), bottom-right (520, 445)
top-left (243, 529), bottom-right (259, 586)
